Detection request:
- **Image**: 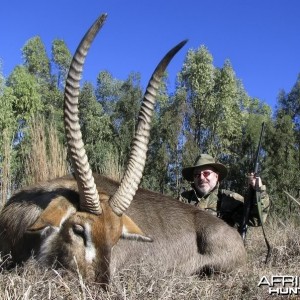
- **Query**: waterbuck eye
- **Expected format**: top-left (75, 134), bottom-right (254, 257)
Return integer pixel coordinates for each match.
top-left (72, 224), bottom-right (85, 237)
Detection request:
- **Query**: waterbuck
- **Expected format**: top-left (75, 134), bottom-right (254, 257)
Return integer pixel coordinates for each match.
top-left (0, 13), bottom-right (246, 285)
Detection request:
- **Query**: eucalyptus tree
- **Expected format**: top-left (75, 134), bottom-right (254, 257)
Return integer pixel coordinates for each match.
top-left (264, 111), bottom-right (298, 216)
top-left (78, 82), bottom-right (114, 173)
top-left (40, 39), bottom-right (72, 136)
top-left (178, 47), bottom-right (245, 155)
top-left (96, 70), bottom-right (123, 116)
top-left (177, 46), bottom-right (245, 169)
top-left (142, 74), bottom-right (183, 195)
top-left (22, 36), bottom-right (56, 121)
top-left (0, 68), bottom-right (18, 204)
top-left (266, 75), bottom-right (300, 216)
top-left (157, 95), bottom-right (186, 195)
top-left (4, 65), bottom-right (44, 189)
top-left (277, 74), bottom-right (300, 171)
top-left (227, 96), bottom-right (271, 193)
top-left (178, 46), bottom-right (215, 152)
top-left (277, 74), bottom-right (300, 124)
top-left (209, 61), bottom-right (243, 157)
top-left (51, 39), bottom-right (72, 90)
top-left (112, 72), bottom-right (142, 166)
top-left (6, 66), bottom-right (42, 123)
top-left (0, 86), bottom-right (17, 139)
top-left (22, 36), bottom-right (50, 82)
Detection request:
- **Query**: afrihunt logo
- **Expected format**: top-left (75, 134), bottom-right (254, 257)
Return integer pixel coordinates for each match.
top-left (258, 276), bottom-right (300, 295)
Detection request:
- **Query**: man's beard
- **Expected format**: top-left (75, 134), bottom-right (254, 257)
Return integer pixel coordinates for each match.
top-left (196, 183), bottom-right (214, 197)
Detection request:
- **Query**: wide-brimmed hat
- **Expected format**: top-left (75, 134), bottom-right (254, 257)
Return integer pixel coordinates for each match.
top-left (182, 154), bottom-right (228, 182)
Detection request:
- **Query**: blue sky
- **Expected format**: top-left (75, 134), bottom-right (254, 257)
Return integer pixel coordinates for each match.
top-left (1, 1), bottom-right (299, 110)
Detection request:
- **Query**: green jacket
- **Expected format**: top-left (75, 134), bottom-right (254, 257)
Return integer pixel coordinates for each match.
top-left (180, 183), bottom-right (270, 230)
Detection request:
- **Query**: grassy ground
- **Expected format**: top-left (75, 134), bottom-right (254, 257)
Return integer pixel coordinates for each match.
top-left (1, 217), bottom-right (299, 300)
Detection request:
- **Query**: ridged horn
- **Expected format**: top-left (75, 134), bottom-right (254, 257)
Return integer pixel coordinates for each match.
top-left (64, 14), bottom-right (107, 215)
top-left (109, 40), bottom-right (188, 216)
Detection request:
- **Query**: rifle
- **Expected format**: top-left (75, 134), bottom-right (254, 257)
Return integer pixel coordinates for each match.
top-left (240, 122), bottom-right (271, 263)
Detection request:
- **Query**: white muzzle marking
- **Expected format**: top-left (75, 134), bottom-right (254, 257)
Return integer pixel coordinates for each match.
top-left (84, 223), bottom-right (96, 263)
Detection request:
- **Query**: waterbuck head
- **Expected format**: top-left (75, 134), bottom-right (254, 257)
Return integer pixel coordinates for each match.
top-left (20, 14), bottom-right (187, 284)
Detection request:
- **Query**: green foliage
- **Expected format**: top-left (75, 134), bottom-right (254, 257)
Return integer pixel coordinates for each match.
top-left (51, 39), bottom-right (71, 89)
top-left (0, 65), bottom-right (18, 203)
top-left (0, 87), bottom-right (16, 204)
top-left (112, 72), bottom-right (142, 165)
top-left (40, 82), bottom-right (64, 137)
top-left (142, 76), bottom-right (182, 194)
top-left (264, 112), bottom-right (299, 217)
top-left (178, 47), bottom-right (247, 160)
top-left (225, 98), bottom-right (272, 193)
top-left (6, 66), bottom-right (42, 122)
top-left (22, 36), bottom-right (50, 81)
top-left (79, 82), bottom-right (115, 172)
top-left (211, 61), bottom-right (242, 156)
top-left (179, 46), bottom-right (215, 150)
top-left (96, 71), bottom-right (123, 115)
top-left (261, 74), bottom-right (300, 217)
top-left (0, 86), bottom-right (17, 134)
top-left (277, 74), bottom-right (300, 123)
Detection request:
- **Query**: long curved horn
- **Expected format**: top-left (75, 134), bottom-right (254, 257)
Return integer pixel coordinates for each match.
top-left (64, 14), bottom-right (107, 215)
top-left (109, 40), bottom-right (188, 216)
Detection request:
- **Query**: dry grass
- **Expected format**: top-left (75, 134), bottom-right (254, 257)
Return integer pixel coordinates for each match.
top-left (23, 116), bottom-right (69, 186)
top-left (0, 128), bottom-right (13, 207)
top-left (99, 150), bottom-right (124, 182)
top-left (1, 218), bottom-right (300, 300)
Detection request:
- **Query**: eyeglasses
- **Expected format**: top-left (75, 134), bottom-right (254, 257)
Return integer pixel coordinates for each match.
top-left (193, 171), bottom-right (215, 179)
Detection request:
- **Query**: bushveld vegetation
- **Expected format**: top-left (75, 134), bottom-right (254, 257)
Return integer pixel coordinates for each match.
top-left (1, 31), bottom-right (300, 299)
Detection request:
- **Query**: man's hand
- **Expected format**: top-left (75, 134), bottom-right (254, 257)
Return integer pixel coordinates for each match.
top-left (248, 173), bottom-right (262, 190)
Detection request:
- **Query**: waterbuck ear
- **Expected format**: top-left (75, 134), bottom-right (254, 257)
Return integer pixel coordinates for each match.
top-left (27, 197), bottom-right (76, 232)
top-left (121, 215), bottom-right (153, 242)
